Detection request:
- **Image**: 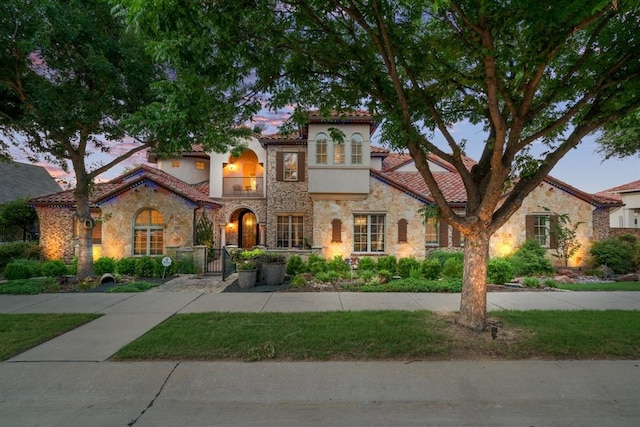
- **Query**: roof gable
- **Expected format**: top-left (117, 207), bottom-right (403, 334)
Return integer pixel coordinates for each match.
top-left (0, 162), bottom-right (62, 204)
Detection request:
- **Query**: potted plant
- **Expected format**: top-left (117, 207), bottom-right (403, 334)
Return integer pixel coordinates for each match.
top-left (230, 248), bottom-right (265, 289)
top-left (259, 252), bottom-right (287, 286)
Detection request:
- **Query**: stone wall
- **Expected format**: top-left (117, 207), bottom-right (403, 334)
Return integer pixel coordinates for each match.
top-left (609, 227), bottom-right (640, 239)
top-left (99, 184), bottom-right (198, 259)
top-left (265, 145), bottom-right (314, 249)
top-left (36, 206), bottom-right (75, 261)
top-left (491, 182), bottom-right (595, 267)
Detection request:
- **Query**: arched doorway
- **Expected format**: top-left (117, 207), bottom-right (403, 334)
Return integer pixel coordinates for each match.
top-left (239, 209), bottom-right (259, 248)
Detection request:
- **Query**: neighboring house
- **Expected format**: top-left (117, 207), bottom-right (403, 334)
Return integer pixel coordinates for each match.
top-left (599, 180), bottom-right (640, 229)
top-left (0, 161), bottom-right (62, 204)
top-left (31, 111), bottom-right (622, 267)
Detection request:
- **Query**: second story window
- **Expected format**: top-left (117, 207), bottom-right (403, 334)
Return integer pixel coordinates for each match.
top-left (171, 160), bottom-right (180, 168)
top-left (283, 152), bottom-right (298, 181)
top-left (316, 133), bottom-right (328, 164)
top-left (195, 161), bottom-right (205, 170)
top-left (351, 133), bottom-right (363, 164)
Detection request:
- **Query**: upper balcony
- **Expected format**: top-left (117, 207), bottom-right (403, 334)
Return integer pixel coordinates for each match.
top-left (222, 176), bottom-right (264, 198)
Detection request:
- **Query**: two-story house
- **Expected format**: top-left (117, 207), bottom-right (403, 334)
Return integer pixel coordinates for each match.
top-left (31, 111), bottom-right (622, 268)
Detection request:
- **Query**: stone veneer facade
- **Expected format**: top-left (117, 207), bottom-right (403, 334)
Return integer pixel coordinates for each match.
top-left (99, 184), bottom-right (202, 259)
top-left (491, 181), bottom-right (599, 267)
top-left (35, 206), bottom-right (75, 262)
top-left (264, 144), bottom-right (314, 249)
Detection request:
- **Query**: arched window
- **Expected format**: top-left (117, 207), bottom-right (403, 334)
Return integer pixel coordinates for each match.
top-left (351, 133), bottom-right (363, 164)
top-left (133, 209), bottom-right (164, 255)
top-left (316, 133), bottom-right (328, 164)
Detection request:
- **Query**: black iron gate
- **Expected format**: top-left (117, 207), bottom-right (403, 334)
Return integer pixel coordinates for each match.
top-left (206, 247), bottom-right (236, 279)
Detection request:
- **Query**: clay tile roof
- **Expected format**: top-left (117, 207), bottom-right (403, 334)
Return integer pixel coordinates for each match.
top-left (542, 176), bottom-right (623, 207)
top-left (30, 165), bottom-right (219, 208)
top-left (381, 152), bottom-right (413, 171)
top-left (600, 179), bottom-right (640, 194)
top-left (372, 169), bottom-right (468, 205)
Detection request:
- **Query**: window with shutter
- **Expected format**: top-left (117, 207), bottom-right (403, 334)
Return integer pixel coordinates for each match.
top-left (331, 219), bottom-right (342, 242)
top-left (398, 219), bottom-right (408, 243)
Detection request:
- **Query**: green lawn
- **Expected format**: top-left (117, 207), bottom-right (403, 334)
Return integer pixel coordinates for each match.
top-left (112, 310), bottom-right (640, 361)
top-left (0, 313), bottom-right (102, 360)
top-left (557, 281), bottom-right (640, 291)
top-left (0, 277), bottom-right (59, 294)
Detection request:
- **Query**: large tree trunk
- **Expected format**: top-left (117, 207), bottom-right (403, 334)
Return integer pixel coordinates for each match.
top-left (458, 231), bottom-right (491, 331)
top-left (74, 178), bottom-right (95, 279)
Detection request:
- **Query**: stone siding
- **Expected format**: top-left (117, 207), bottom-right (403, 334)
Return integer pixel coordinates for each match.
top-left (609, 227), bottom-right (640, 239)
top-left (36, 206), bottom-right (75, 261)
top-left (491, 182), bottom-right (595, 267)
top-left (265, 145), bottom-right (313, 249)
top-left (314, 177), bottom-right (425, 260)
top-left (99, 184), bottom-right (198, 259)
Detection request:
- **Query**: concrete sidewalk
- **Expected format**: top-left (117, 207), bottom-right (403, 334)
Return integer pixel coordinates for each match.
top-left (2, 286), bottom-right (640, 362)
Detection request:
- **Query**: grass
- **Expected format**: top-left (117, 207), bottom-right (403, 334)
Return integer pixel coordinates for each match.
top-left (343, 278), bottom-right (462, 292)
top-left (0, 277), bottom-right (59, 294)
top-left (112, 310), bottom-right (640, 362)
top-left (0, 313), bottom-right (102, 361)
top-left (106, 282), bottom-right (158, 293)
top-left (557, 281), bottom-right (640, 291)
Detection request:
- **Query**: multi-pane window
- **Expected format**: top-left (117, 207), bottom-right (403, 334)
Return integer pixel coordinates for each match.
top-left (195, 161), bottom-right (205, 170)
top-left (283, 152), bottom-right (298, 181)
top-left (171, 160), bottom-right (180, 168)
top-left (354, 214), bottom-right (385, 253)
top-left (533, 215), bottom-right (550, 247)
top-left (425, 217), bottom-right (439, 246)
top-left (351, 133), bottom-right (363, 164)
top-left (334, 143), bottom-right (345, 164)
top-left (277, 215), bottom-right (304, 248)
top-left (316, 133), bottom-right (328, 164)
top-left (134, 209), bottom-right (164, 255)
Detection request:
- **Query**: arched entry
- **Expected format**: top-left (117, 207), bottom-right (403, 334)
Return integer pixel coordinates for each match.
top-left (239, 209), bottom-right (259, 248)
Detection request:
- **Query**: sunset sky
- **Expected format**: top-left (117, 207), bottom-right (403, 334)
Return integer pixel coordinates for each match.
top-left (6, 108), bottom-right (637, 195)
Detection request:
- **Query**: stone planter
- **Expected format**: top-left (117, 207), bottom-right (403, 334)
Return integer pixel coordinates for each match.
top-left (237, 269), bottom-right (258, 289)
top-left (261, 262), bottom-right (286, 286)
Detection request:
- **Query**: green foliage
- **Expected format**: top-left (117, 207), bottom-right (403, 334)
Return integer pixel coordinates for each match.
top-left (3, 259), bottom-right (42, 280)
top-left (544, 208), bottom-right (583, 267)
top-left (397, 257), bottom-right (421, 278)
top-left (590, 236), bottom-right (638, 274)
top-left (41, 260), bottom-right (68, 278)
top-left (290, 274), bottom-right (307, 288)
top-left (355, 257), bottom-right (376, 271)
top-left (116, 257), bottom-right (137, 275)
top-left (314, 270), bottom-right (340, 283)
top-left (441, 258), bottom-right (463, 279)
top-left (94, 257), bottom-right (117, 276)
top-left (421, 259), bottom-right (442, 280)
top-left (376, 269), bottom-right (393, 282)
top-left (508, 240), bottom-right (554, 276)
top-left (522, 277), bottom-right (540, 288)
top-left (175, 256), bottom-right (196, 274)
top-left (376, 256), bottom-right (397, 274)
top-left (543, 278), bottom-right (558, 288)
top-left (306, 254), bottom-right (328, 275)
top-left (349, 278), bottom-right (462, 293)
top-left (428, 250), bottom-right (464, 267)
top-left (106, 282), bottom-right (156, 293)
top-left (0, 242), bottom-right (41, 271)
top-left (487, 258), bottom-right (516, 285)
top-left (327, 255), bottom-right (349, 273)
top-left (0, 198), bottom-right (38, 239)
top-left (357, 269), bottom-right (376, 283)
top-left (0, 277), bottom-right (58, 294)
top-left (134, 256), bottom-right (156, 278)
top-left (286, 255), bottom-right (306, 276)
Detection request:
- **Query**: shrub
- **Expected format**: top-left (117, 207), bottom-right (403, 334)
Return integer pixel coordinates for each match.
top-left (376, 256), bottom-right (397, 274)
top-left (94, 257), bottom-right (117, 276)
top-left (522, 277), bottom-right (540, 288)
top-left (116, 257), bottom-right (137, 275)
top-left (286, 255), bottom-right (306, 276)
top-left (355, 257), bottom-right (376, 271)
top-left (290, 274), bottom-right (307, 288)
top-left (4, 259), bottom-right (42, 280)
top-left (421, 259), bottom-right (442, 280)
top-left (175, 256), bottom-right (196, 274)
top-left (327, 255), bottom-right (350, 273)
top-left (0, 242), bottom-right (41, 271)
top-left (487, 258), bottom-right (516, 285)
top-left (376, 269), bottom-right (393, 282)
top-left (315, 270), bottom-right (341, 283)
top-left (543, 278), bottom-right (558, 288)
top-left (67, 257), bottom-right (78, 275)
top-left (397, 257), bottom-right (421, 278)
top-left (357, 269), bottom-right (376, 283)
top-left (306, 254), bottom-right (327, 275)
top-left (590, 236), bottom-right (637, 274)
top-left (441, 258), bottom-right (463, 278)
top-left (134, 256), bottom-right (156, 278)
top-left (41, 260), bottom-right (69, 278)
top-left (507, 240), bottom-right (554, 276)
top-left (428, 250), bottom-right (463, 267)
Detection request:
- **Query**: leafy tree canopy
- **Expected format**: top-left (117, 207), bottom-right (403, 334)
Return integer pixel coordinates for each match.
top-left (596, 110), bottom-right (640, 160)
